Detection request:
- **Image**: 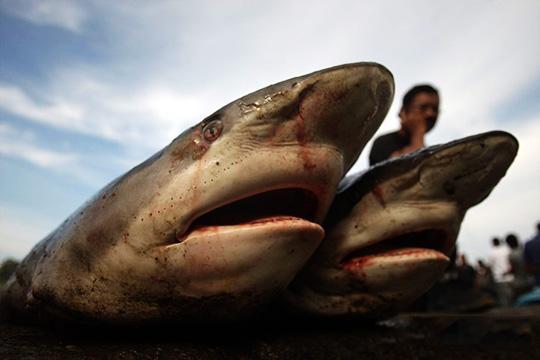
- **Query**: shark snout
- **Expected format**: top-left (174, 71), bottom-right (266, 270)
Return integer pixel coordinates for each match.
top-left (418, 131), bottom-right (518, 207)
top-left (295, 63), bottom-right (394, 170)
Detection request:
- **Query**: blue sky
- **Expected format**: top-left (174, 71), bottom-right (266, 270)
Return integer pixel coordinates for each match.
top-left (0, 0), bottom-right (539, 261)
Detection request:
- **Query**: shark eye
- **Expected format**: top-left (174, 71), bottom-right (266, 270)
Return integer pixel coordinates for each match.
top-left (202, 120), bottom-right (223, 142)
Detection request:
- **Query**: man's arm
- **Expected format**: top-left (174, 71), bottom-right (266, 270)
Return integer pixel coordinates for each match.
top-left (389, 130), bottom-right (425, 158)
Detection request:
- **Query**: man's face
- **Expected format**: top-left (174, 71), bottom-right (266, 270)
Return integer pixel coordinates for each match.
top-left (400, 92), bottom-right (439, 133)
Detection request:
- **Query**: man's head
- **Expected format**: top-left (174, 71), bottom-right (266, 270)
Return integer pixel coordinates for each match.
top-left (399, 84), bottom-right (439, 134)
top-left (506, 234), bottom-right (519, 249)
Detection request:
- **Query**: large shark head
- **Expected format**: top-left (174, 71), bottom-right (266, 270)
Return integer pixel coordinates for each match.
top-left (286, 131), bottom-right (518, 317)
top-left (3, 63), bottom-right (394, 323)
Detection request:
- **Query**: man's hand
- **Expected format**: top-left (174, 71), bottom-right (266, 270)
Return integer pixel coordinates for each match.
top-left (390, 116), bottom-right (427, 158)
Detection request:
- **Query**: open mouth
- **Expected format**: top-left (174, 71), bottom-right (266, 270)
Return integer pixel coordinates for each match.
top-left (177, 188), bottom-right (319, 242)
top-left (341, 229), bottom-right (449, 265)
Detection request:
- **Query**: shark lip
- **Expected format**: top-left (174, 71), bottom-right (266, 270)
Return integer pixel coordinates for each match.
top-left (177, 187), bottom-right (320, 242)
top-left (340, 228), bottom-right (450, 267)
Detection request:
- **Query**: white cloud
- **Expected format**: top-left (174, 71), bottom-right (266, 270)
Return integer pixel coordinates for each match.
top-left (92, 83), bottom-right (210, 147)
top-left (0, 81), bottom-right (208, 150)
top-left (0, 141), bottom-right (75, 168)
top-left (0, 84), bottom-right (85, 129)
top-left (0, 123), bottom-right (76, 168)
top-left (0, 0), bottom-right (87, 32)
top-left (0, 122), bottom-right (135, 189)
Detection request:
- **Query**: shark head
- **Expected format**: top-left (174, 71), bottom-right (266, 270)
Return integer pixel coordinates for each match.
top-left (286, 131), bottom-right (518, 317)
top-left (3, 63), bottom-right (394, 322)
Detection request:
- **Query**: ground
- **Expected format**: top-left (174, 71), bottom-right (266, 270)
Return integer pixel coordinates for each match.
top-left (1, 306), bottom-right (540, 359)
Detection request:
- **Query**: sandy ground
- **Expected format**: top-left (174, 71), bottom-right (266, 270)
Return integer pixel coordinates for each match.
top-left (1, 306), bottom-right (540, 359)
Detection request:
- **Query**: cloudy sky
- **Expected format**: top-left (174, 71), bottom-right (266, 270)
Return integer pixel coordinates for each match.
top-left (0, 0), bottom-right (539, 262)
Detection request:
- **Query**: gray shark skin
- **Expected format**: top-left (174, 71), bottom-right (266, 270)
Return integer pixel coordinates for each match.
top-left (286, 131), bottom-right (518, 317)
top-left (0, 63), bottom-right (394, 323)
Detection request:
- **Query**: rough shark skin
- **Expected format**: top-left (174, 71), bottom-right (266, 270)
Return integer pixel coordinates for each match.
top-left (286, 131), bottom-right (518, 317)
top-left (1, 63), bottom-right (394, 323)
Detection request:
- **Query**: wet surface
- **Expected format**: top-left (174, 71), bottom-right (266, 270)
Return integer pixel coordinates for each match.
top-left (1, 307), bottom-right (540, 359)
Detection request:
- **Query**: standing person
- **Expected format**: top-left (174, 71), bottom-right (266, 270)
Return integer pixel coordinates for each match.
top-left (516, 222), bottom-right (540, 306)
top-left (506, 233), bottom-right (532, 300)
top-left (369, 84), bottom-right (440, 165)
top-left (456, 254), bottom-right (476, 290)
top-left (488, 237), bottom-right (512, 306)
top-left (524, 223), bottom-right (540, 284)
top-left (475, 259), bottom-right (496, 296)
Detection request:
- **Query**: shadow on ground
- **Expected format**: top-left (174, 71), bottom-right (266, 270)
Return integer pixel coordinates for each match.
top-left (1, 306), bottom-right (540, 359)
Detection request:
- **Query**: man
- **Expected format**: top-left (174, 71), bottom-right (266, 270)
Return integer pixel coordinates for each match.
top-left (369, 84), bottom-right (439, 165)
top-left (506, 233), bottom-right (533, 302)
top-left (524, 223), bottom-right (540, 286)
top-left (516, 222), bottom-right (540, 306)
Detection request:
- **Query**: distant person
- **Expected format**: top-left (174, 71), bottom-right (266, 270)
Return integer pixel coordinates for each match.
top-left (488, 237), bottom-right (511, 282)
top-left (456, 254), bottom-right (476, 290)
top-left (506, 233), bottom-right (532, 299)
top-left (516, 222), bottom-right (540, 306)
top-left (488, 237), bottom-right (512, 306)
top-left (475, 259), bottom-right (495, 295)
top-left (524, 223), bottom-right (540, 284)
top-left (369, 84), bottom-right (440, 165)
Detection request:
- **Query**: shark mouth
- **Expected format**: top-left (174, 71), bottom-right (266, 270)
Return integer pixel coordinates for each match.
top-left (341, 228), bottom-right (451, 266)
top-left (178, 188), bottom-right (320, 241)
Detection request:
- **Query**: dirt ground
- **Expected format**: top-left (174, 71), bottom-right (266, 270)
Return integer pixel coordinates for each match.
top-left (1, 307), bottom-right (540, 359)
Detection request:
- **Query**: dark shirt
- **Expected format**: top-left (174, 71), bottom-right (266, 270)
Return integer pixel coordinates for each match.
top-left (368, 131), bottom-right (410, 166)
top-left (524, 233), bottom-right (540, 285)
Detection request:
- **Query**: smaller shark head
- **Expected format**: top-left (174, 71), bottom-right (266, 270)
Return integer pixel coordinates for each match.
top-left (286, 131), bottom-right (518, 317)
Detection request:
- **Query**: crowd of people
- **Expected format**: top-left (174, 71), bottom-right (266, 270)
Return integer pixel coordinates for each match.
top-left (428, 222), bottom-right (540, 311)
top-left (482, 223), bottom-right (540, 306)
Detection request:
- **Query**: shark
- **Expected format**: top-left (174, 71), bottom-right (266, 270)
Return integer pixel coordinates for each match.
top-left (286, 131), bottom-right (518, 317)
top-left (1, 63), bottom-right (394, 323)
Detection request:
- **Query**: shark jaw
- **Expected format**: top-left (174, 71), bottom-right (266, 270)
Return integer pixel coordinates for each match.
top-left (335, 200), bottom-right (460, 289)
top-left (176, 187), bottom-right (322, 244)
top-left (287, 201), bottom-right (461, 317)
